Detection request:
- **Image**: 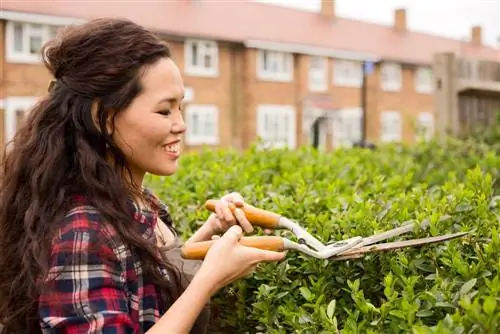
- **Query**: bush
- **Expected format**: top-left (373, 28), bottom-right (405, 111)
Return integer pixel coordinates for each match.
top-left (145, 139), bottom-right (499, 333)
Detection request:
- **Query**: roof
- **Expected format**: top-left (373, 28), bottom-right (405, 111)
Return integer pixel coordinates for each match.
top-left (2, 0), bottom-right (499, 64)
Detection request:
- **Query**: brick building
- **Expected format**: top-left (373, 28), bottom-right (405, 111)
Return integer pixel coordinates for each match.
top-left (1, 0), bottom-right (498, 152)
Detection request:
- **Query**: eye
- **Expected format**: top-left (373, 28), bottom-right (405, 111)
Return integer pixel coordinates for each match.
top-left (157, 110), bottom-right (171, 116)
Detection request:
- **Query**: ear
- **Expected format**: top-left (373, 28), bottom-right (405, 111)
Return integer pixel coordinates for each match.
top-left (90, 100), bottom-right (101, 132)
top-left (90, 100), bottom-right (114, 136)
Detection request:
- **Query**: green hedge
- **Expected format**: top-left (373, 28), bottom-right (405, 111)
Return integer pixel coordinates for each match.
top-left (145, 138), bottom-right (499, 333)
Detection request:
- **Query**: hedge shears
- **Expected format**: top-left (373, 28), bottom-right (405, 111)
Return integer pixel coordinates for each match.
top-left (180, 200), bottom-right (467, 261)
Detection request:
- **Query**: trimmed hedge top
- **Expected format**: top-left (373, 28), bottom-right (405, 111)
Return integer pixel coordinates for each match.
top-left (146, 138), bottom-right (499, 333)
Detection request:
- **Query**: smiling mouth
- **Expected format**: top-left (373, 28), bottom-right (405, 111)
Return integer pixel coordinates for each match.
top-left (164, 142), bottom-right (180, 154)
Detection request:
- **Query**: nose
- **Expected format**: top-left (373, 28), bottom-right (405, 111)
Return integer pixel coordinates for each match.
top-left (171, 108), bottom-right (186, 134)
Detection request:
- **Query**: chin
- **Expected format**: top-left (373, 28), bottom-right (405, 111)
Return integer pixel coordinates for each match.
top-left (149, 163), bottom-right (179, 176)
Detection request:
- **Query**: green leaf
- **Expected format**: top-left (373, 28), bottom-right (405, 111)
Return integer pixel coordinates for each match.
top-left (299, 287), bottom-right (313, 302)
top-left (483, 296), bottom-right (497, 315)
top-left (460, 278), bottom-right (477, 296)
top-left (327, 299), bottom-right (336, 320)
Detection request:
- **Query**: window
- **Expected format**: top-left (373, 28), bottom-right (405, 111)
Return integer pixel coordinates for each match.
top-left (308, 56), bottom-right (327, 91)
top-left (257, 50), bottom-right (293, 82)
top-left (184, 105), bottom-right (219, 145)
top-left (184, 39), bottom-right (218, 77)
top-left (380, 111), bottom-right (402, 142)
top-left (333, 59), bottom-right (363, 87)
top-left (6, 21), bottom-right (59, 63)
top-left (256, 105), bottom-right (296, 149)
top-left (2, 97), bottom-right (37, 146)
top-left (332, 108), bottom-right (362, 148)
top-left (380, 62), bottom-right (402, 91)
top-left (415, 67), bottom-right (433, 93)
top-left (415, 112), bottom-right (434, 141)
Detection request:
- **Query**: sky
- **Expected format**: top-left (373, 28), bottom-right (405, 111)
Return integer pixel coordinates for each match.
top-left (255, 0), bottom-right (500, 47)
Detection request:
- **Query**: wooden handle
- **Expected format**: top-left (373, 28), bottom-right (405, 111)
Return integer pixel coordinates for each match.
top-left (204, 200), bottom-right (281, 229)
top-left (180, 236), bottom-right (285, 260)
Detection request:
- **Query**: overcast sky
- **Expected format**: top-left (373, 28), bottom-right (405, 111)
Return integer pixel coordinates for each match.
top-left (255, 0), bottom-right (500, 47)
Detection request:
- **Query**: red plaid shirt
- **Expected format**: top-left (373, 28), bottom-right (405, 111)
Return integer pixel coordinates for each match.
top-left (38, 188), bottom-right (174, 333)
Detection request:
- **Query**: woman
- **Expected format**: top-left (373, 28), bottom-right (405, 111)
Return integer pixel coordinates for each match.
top-left (0, 18), bottom-right (286, 333)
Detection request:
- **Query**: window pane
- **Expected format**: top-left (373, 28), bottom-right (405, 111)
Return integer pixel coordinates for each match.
top-left (13, 23), bottom-right (23, 52)
top-left (191, 43), bottom-right (198, 66)
top-left (29, 36), bottom-right (42, 54)
top-left (191, 113), bottom-right (199, 135)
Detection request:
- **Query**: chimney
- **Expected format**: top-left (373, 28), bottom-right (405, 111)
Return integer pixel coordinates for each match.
top-left (471, 26), bottom-right (482, 45)
top-left (394, 8), bottom-right (407, 32)
top-left (320, 0), bottom-right (335, 20)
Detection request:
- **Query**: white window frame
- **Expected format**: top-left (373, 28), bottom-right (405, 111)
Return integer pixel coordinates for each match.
top-left (380, 110), bottom-right (402, 142)
top-left (415, 112), bottom-right (434, 141)
top-left (184, 39), bottom-right (219, 77)
top-left (380, 62), bottom-right (402, 91)
top-left (256, 49), bottom-right (294, 82)
top-left (5, 21), bottom-right (58, 64)
top-left (2, 96), bottom-right (37, 145)
top-left (415, 66), bottom-right (433, 94)
top-left (184, 104), bottom-right (219, 146)
top-left (256, 105), bottom-right (296, 149)
top-left (333, 59), bottom-right (363, 87)
top-left (332, 107), bottom-right (362, 148)
top-left (308, 56), bottom-right (328, 91)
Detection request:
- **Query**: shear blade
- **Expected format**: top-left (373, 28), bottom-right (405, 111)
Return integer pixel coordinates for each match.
top-left (328, 232), bottom-right (468, 261)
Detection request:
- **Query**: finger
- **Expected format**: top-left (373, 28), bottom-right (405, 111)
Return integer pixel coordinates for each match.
top-left (221, 225), bottom-right (243, 243)
top-left (221, 202), bottom-right (236, 225)
top-left (215, 205), bottom-right (224, 221)
top-left (212, 217), bottom-right (223, 234)
top-left (252, 249), bottom-right (287, 262)
top-left (234, 208), bottom-right (253, 233)
top-left (231, 192), bottom-right (245, 206)
top-left (223, 192), bottom-right (245, 206)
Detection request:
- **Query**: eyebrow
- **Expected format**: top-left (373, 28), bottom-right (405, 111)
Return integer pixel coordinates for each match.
top-left (157, 95), bottom-right (184, 105)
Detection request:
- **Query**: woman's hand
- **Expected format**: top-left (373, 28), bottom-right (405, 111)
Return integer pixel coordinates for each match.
top-left (196, 225), bottom-right (286, 294)
top-left (185, 192), bottom-right (255, 245)
top-left (207, 192), bottom-right (254, 235)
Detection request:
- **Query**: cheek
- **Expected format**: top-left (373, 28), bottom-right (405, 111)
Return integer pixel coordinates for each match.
top-left (114, 116), bottom-right (169, 150)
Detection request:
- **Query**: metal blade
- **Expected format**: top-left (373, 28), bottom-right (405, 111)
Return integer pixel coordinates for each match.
top-left (328, 232), bottom-right (468, 262)
top-left (359, 219), bottom-right (430, 248)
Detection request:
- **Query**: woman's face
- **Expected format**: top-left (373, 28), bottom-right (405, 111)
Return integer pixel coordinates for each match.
top-left (111, 57), bottom-right (186, 185)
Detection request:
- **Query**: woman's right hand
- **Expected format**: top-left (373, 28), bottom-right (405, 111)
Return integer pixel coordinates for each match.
top-left (196, 225), bottom-right (286, 294)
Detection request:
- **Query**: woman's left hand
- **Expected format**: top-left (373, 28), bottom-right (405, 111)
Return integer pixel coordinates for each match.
top-left (207, 192), bottom-right (254, 235)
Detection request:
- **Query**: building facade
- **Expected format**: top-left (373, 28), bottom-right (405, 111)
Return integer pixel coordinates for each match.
top-left (1, 1), bottom-right (498, 153)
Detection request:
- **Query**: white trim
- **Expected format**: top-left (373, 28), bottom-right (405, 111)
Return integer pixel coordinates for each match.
top-left (332, 107), bottom-right (363, 148)
top-left (333, 59), bottom-right (363, 87)
top-left (256, 104), bottom-right (296, 149)
top-left (184, 39), bottom-right (219, 77)
top-left (415, 112), bottom-right (434, 141)
top-left (6, 20), bottom-right (61, 64)
top-left (380, 110), bottom-right (402, 142)
top-left (2, 96), bottom-right (38, 144)
top-left (380, 62), bottom-right (402, 92)
top-left (257, 49), bottom-right (294, 82)
top-left (0, 10), bottom-right (85, 26)
top-left (184, 104), bottom-right (219, 145)
top-left (245, 39), bottom-right (380, 62)
top-left (308, 55), bottom-right (328, 92)
top-left (414, 66), bottom-right (433, 94)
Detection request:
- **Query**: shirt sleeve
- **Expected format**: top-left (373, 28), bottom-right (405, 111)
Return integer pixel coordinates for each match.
top-left (38, 206), bottom-right (135, 334)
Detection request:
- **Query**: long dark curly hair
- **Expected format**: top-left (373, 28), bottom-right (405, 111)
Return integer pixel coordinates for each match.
top-left (0, 18), bottom-right (183, 333)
